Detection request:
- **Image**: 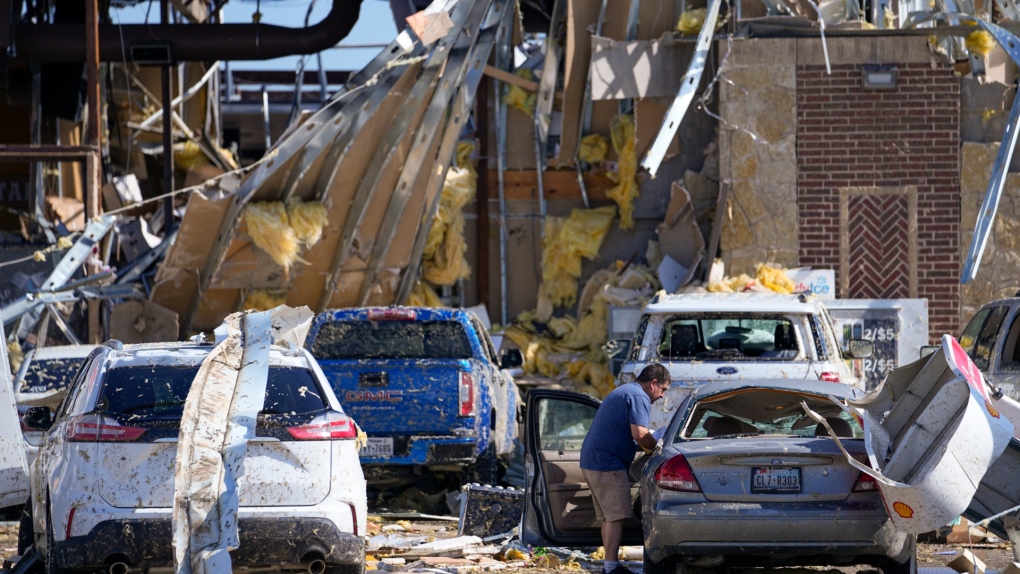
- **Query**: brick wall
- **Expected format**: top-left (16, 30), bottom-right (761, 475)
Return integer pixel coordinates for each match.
top-left (797, 62), bottom-right (961, 342)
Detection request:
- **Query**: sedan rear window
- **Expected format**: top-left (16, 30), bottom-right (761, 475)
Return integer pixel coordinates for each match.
top-left (680, 389), bottom-right (862, 440)
top-left (98, 365), bottom-right (328, 420)
top-left (311, 320), bottom-right (473, 360)
top-left (19, 357), bottom-right (86, 393)
top-left (659, 315), bottom-right (807, 361)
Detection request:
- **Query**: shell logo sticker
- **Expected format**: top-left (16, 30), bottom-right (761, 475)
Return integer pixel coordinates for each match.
top-left (985, 400), bottom-right (1000, 419)
top-left (892, 502), bottom-right (914, 518)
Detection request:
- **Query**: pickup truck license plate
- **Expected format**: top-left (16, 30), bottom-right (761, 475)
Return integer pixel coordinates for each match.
top-left (751, 466), bottom-right (801, 493)
top-left (363, 437), bottom-right (394, 457)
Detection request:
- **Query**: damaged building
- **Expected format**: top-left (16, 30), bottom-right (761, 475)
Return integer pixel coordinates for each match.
top-left (0, 0), bottom-right (1018, 384)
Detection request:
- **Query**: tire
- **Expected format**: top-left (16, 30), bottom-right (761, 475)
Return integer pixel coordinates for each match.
top-left (18, 501), bottom-right (33, 556)
top-left (643, 549), bottom-right (680, 574)
top-left (461, 444), bottom-right (499, 486)
top-left (883, 537), bottom-right (917, 574)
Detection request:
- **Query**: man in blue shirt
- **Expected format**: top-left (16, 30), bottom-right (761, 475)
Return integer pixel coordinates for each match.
top-left (581, 363), bottom-right (670, 574)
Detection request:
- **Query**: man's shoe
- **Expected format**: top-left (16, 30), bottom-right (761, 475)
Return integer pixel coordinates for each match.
top-left (604, 565), bottom-right (639, 574)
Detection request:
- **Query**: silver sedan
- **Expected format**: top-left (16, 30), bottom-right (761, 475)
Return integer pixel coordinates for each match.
top-left (520, 381), bottom-right (914, 574)
top-left (641, 379), bottom-right (915, 574)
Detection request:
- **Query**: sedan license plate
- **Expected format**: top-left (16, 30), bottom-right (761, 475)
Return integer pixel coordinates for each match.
top-left (751, 466), bottom-right (801, 493)
top-left (363, 437), bottom-right (394, 457)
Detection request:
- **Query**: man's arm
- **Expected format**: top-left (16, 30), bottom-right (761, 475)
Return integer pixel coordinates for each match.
top-left (631, 424), bottom-right (658, 452)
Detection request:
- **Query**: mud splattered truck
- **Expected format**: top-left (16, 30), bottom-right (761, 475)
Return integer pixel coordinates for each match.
top-left (306, 307), bottom-right (523, 486)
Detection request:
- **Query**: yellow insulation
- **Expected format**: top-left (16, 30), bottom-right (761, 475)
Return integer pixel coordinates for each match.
top-left (406, 280), bottom-right (445, 307)
top-left (504, 68), bottom-right (537, 116)
top-left (541, 206), bottom-right (617, 308)
top-left (423, 142), bottom-right (476, 286)
top-left (677, 8), bottom-right (708, 35)
top-left (243, 288), bottom-right (289, 311)
top-left (173, 141), bottom-right (209, 172)
top-left (882, 7), bottom-right (896, 29)
top-left (286, 198), bottom-right (328, 247)
top-left (755, 264), bottom-right (795, 294)
top-left (7, 340), bottom-right (23, 375)
top-left (578, 133), bottom-right (610, 165)
top-left (605, 115), bottom-right (639, 230)
top-left (244, 201), bottom-right (302, 269)
top-left (707, 264), bottom-right (797, 294)
top-left (966, 30), bottom-right (995, 58)
top-left (505, 263), bottom-right (660, 398)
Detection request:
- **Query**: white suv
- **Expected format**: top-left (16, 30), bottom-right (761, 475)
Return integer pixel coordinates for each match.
top-left (614, 292), bottom-right (873, 429)
top-left (21, 340), bottom-right (367, 574)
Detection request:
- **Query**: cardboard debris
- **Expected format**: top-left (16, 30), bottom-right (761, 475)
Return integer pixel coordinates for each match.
top-left (657, 182), bottom-right (705, 289)
top-left (590, 36), bottom-right (694, 101)
top-left (45, 196), bottom-right (85, 232)
top-left (109, 299), bottom-right (179, 344)
top-left (947, 549), bottom-right (986, 574)
top-left (406, 8), bottom-right (455, 46)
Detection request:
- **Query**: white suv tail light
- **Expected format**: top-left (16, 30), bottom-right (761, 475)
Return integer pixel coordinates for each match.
top-left (286, 412), bottom-right (356, 440)
top-left (458, 372), bottom-right (476, 417)
top-left (65, 413), bottom-right (145, 442)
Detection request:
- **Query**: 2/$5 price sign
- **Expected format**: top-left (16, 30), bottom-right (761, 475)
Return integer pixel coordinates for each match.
top-left (835, 311), bottom-right (899, 390)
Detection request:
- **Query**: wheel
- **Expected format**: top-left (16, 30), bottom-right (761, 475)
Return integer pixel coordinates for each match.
top-left (18, 501), bottom-right (33, 555)
top-left (643, 549), bottom-right (680, 574)
top-left (461, 444), bottom-right (499, 486)
top-left (883, 536), bottom-right (917, 574)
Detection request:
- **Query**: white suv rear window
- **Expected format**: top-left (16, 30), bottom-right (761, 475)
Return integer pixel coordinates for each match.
top-left (658, 315), bottom-right (804, 361)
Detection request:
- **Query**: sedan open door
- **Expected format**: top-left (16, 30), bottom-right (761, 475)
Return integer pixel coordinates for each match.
top-left (522, 389), bottom-right (643, 548)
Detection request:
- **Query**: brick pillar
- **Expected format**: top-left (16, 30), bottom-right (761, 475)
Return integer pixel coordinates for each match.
top-left (797, 62), bottom-right (961, 342)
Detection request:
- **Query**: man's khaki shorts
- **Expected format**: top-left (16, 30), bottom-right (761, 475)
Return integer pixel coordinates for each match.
top-left (582, 467), bottom-right (634, 523)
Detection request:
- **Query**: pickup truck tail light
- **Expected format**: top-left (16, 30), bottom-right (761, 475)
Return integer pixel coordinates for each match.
top-left (654, 454), bottom-right (702, 492)
top-left (287, 412), bottom-right (357, 440)
top-left (65, 413), bottom-right (145, 442)
top-left (820, 371), bottom-right (841, 383)
top-left (459, 372), bottom-right (476, 417)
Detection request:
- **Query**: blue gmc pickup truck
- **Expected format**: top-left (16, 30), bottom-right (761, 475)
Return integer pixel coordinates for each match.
top-left (306, 307), bottom-right (523, 485)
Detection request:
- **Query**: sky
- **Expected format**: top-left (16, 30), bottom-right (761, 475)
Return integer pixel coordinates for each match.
top-left (112, 0), bottom-right (400, 72)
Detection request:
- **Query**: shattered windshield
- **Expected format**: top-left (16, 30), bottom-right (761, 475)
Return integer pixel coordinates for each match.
top-left (98, 365), bottom-right (328, 419)
top-left (679, 390), bottom-right (862, 440)
top-left (19, 357), bottom-right (87, 393)
top-left (310, 320), bottom-right (473, 360)
top-left (658, 314), bottom-right (808, 361)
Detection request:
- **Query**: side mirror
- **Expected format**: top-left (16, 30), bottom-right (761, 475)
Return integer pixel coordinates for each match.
top-left (23, 407), bottom-right (53, 431)
top-left (842, 339), bottom-right (875, 360)
top-left (500, 348), bottom-right (523, 369)
top-left (920, 345), bottom-right (941, 359)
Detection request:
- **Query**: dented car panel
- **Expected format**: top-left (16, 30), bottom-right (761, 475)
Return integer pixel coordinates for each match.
top-left (29, 339), bottom-right (367, 573)
top-left (307, 307), bottom-right (519, 477)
